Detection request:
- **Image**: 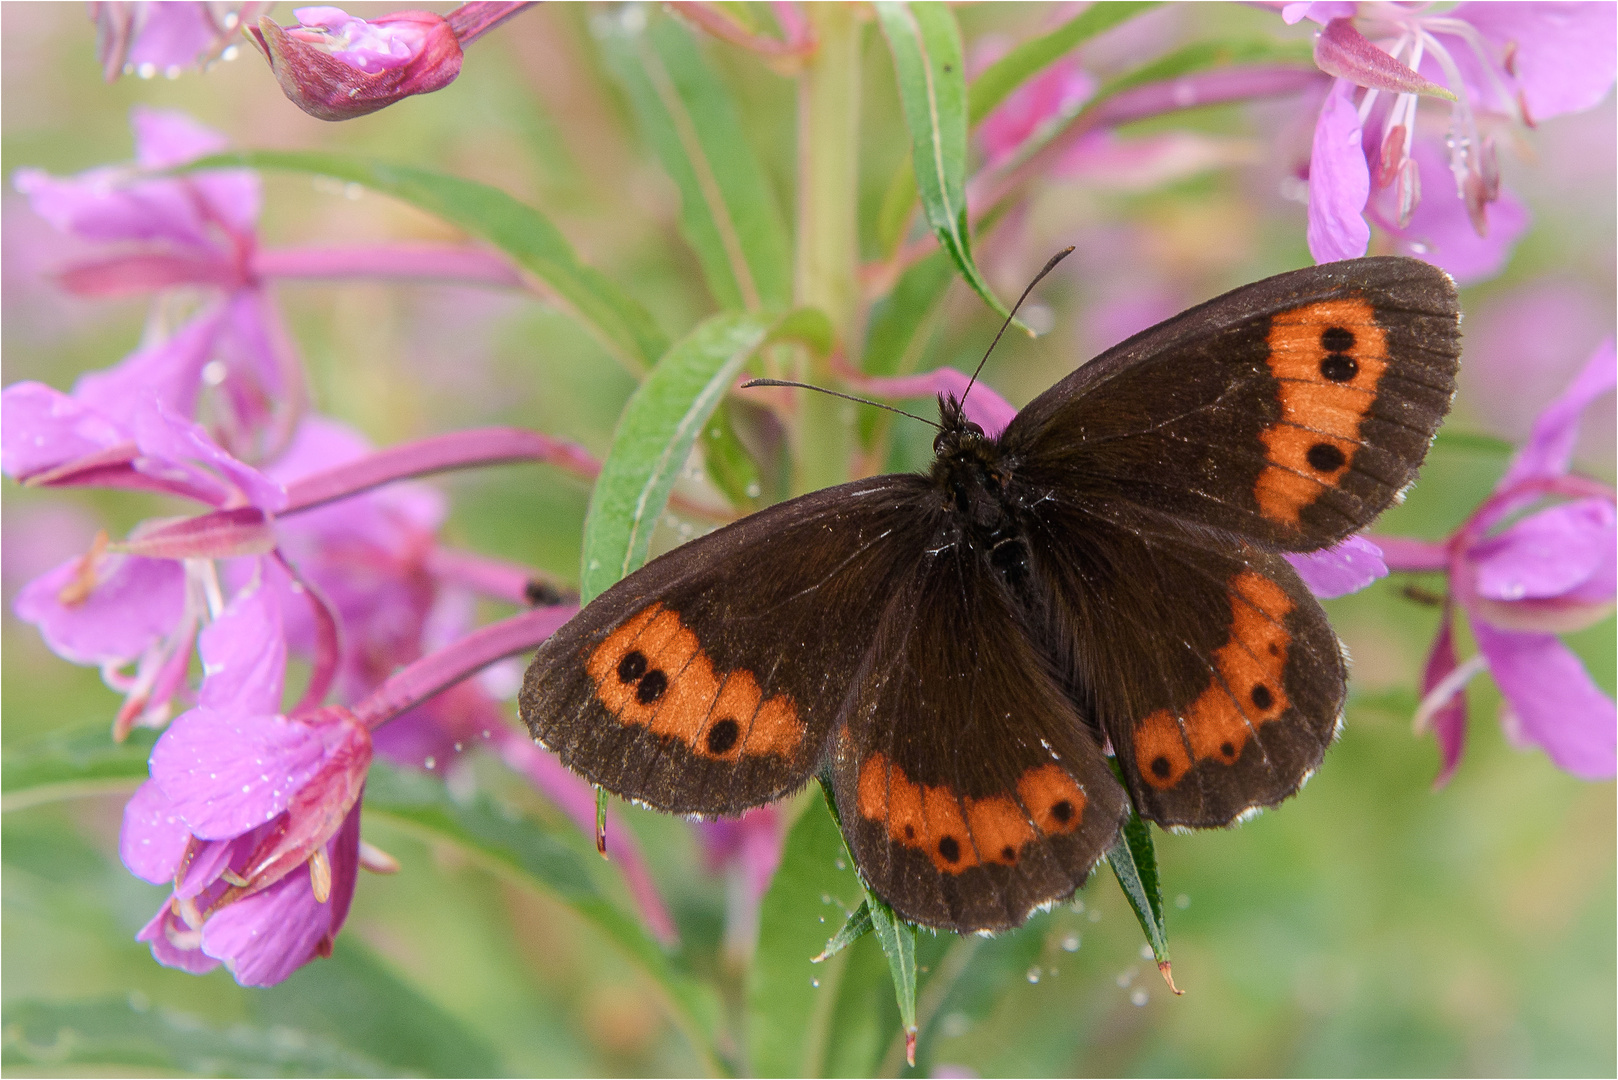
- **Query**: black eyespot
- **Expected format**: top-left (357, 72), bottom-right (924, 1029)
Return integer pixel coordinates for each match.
top-left (904, 824), bottom-right (916, 840)
top-left (1150, 757), bottom-right (1172, 779)
top-left (706, 718), bottom-right (740, 754)
top-left (617, 651), bottom-right (647, 683)
top-left (1306, 442), bottom-right (1347, 472)
top-left (1001, 845), bottom-right (1017, 862)
top-left (1052, 799), bottom-right (1075, 822)
top-left (1320, 326), bottom-right (1355, 353)
top-left (1320, 353), bottom-right (1359, 382)
top-left (938, 835), bottom-right (961, 863)
top-left (1220, 741), bottom-right (1236, 759)
top-left (635, 669), bottom-right (668, 703)
top-left (1250, 684), bottom-right (1274, 711)
top-left (1269, 642), bottom-right (1281, 656)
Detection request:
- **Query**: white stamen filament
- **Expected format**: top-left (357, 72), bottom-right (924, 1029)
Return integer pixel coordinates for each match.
top-left (1412, 654), bottom-right (1488, 734)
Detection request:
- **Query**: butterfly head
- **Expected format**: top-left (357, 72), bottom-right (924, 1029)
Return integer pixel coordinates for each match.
top-left (933, 392), bottom-right (986, 455)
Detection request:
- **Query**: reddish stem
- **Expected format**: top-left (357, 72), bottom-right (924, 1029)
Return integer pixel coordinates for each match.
top-left (446, 1), bottom-right (537, 45)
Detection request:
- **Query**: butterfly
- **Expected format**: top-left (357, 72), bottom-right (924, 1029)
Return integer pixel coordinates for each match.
top-left (520, 255), bottom-right (1461, 934)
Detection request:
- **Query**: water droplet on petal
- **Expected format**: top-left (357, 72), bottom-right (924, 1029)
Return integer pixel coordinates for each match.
top-left (424, 756), bottom-right (436, 769)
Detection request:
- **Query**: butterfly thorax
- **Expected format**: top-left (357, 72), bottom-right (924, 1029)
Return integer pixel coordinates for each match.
top-left (929, 398), bottom-right (1035, 591)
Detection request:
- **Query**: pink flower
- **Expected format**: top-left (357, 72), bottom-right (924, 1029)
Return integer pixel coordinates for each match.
top-left (1295, 3), bottom-right (1616, 281)
top-left (1379, 341), bottom-right (1617, 784)
top-left (246, 4), bottom-right (532, 121)
top-left (978, 56), bottom-right (1095, 168)
top-left (12, 107), bottom-right (304, 459)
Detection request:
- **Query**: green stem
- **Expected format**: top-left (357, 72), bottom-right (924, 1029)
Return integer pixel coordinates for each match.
top-left (792, 4), bottom-right (862, 495)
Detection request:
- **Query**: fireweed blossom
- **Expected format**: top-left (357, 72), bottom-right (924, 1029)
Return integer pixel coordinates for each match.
top-left (247, 2), bottom-right (535, 120)
top-left (1293, 2), bottom-right (1617, 276)
top-left (1378, 341), bottom-right (1617, 785)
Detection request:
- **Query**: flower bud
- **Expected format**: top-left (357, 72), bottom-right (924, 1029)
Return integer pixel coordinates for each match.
top-left (246, 7), bottom-right (462, 121)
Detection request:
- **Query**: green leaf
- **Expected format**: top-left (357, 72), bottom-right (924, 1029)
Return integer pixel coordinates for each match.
top-left (865, 892), bottom-right (919, 1060)
top-left (748, 789), bottom-right (865, 1077)
top-left (0, 940), bottom-right (502, 1077)
top-left (700, 400), bottom-right (766, 510)
top-left (579, 307), bottom-right (831, 603)
top-left (186, 151), bottom-right (668, 371)
top-left (874, 2), bottom-right (1018, 327)
top-left (361, 763), bottom-right (722, 1064)
top-left (967, 1), bottom-right (1158, 124)
top-left (1106, 806), bottom-right (1174, 981)
top-left (814, 899), bottom-right (874, 962)
top-left (1, 726), bottom-right (153, 812)
top-left (597, 9), bottom-right (792, 311)
top-left (875, 156), bottom-right (919, 259)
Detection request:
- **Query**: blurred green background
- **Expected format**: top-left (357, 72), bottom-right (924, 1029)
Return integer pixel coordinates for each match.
top-left (3, 3), bottom-right (1613, 1076)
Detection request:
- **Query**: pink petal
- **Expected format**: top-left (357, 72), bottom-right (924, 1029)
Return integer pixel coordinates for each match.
top-left (150, 708), bottom-right (332, 838)
top-left (1471, 498), bottom-right (1616, 601)
top-left (119, 780), bottom-right (193, 884)
top-left (979, 57), bottom-right (1094, 167)
top-left (1282, 1), bottom-right (1357, 26)
top-left (1449, 2), bottom-right (1618, 120)
top-left (1500, 339), bottom-right (1617, 490)
top-left (201, 802), bottom-right (361, 986)
top-left (1307, 79), bottom-right (1371, 262)
top-left (130, 401), bottom-right (287, 512)
top-left (137, 902), bottom-right (220, 975)
top-left (72, 304), bottom-right (227, 427)
top-left (1285, 534), bottom-right (1388, 598)
top-left (197, 573), bottom-right (288, 715)
top-left (1473, 621), bottom-right (1617, 779)
top-left (1373, 534), bottom-right (1451, 572)
top-left (0, 382), bottom-right (127, 481)
top-left (14, 553), bottom-right (186, 666)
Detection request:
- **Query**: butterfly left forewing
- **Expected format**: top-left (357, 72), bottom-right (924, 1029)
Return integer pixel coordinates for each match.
top-left (521, 475), bottom-right (935, 816)
top-left (827, 538), bottom-right (1128, 933)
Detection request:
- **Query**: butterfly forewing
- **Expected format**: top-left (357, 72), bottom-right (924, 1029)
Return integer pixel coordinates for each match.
top-left (521, 475), bottom-right (934, 815)
top-left (827, 537), bottom-right (1128, 932)
top-left (1003, 257), bottom-right (1461, 552)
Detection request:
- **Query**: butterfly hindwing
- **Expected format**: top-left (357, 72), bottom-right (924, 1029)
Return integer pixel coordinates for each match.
top-left (1004, 256), bottom-right (1461, 551)
top-left (1017, 502), bottom-right (1346, 827)
top-left (828, 533), bottom-right (1128, 933)
top-left (521, 475), bottom-right (935, 816)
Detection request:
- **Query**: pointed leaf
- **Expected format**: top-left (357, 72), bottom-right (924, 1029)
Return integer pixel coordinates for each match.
top-left (874, 1), bottom-right (1019, 327)
top-left (814, 899), bottom-right (874, 962)
top-left (185, 151), bottom-right (668, 371)
top-left (597, 9), bottom-right (792, 311)
top-left (865, 891), bottom-right (919, 1062)
top-left (579, 308), bottom-right (830, 602)
top-left (1107, 805), bottom-right (1181, 992)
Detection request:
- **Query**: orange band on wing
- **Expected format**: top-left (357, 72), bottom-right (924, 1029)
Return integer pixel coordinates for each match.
top-left (1256, 298), bottom-right (1389, 525)
top-left (856, 753), bottom-right (1084, 874)
top-left (586, 603), bottom-right (804, 761)
top-left (1135, 571), bottom-right (1295, 789)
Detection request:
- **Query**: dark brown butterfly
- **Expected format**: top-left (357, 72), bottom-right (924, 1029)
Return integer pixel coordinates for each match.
top-left (520, 256), bottom-right (1461, 933)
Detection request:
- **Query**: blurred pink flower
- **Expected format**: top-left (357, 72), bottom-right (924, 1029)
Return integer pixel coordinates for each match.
top-left (978, 56), bottom-right (1095, 168)
top-left (1380, 341), bottom-right (1617, 784)
top-left (90, 2), bottom-right (270, 82)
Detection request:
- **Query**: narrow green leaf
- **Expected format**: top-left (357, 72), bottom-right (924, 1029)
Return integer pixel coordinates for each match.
top-left (863, 248), bottom-right (955, 379)
top-left (814, 899), bottom-right (874, 962)
top-left (597, 9), bottom-right (792, 311)
top-left (361, 763), bottom-right (722, 1060)
top-left (185, 151), bottom-right (668, 370)
top-left (1, 727), bottom-right (153, 813)
top-left (967, 1), bottom-right (1158, 124)
top-left (875, 156), bottom-right (919, 259)
top-left (875, 1), bottom-right (1018, 327)
top-left (700, 400), bottom-right (765, 509)
top-left (749, 789), bottom-right (866, 1078)
top-left (594, 784), bottom-right (609, 857)
top-left (1107, 806), bottom-right (1180, 993)
top-left (865, 892), bottom-right (919, 1060)
top-left (579, 307), bottom-right (830, 603)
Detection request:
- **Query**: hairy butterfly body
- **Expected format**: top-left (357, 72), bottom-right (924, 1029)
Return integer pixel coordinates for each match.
top-left (521, 256), bottom-right (1461, 933)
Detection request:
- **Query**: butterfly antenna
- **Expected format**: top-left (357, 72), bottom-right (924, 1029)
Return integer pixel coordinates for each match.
top-left (962, 246), bottom-right (1075, 405)
top-left (741, 379), bottom-right (943, 430)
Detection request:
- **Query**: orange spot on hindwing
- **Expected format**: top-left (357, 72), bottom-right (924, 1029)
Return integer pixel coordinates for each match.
top-left (586, 604), bottom-right (804, 761)
top-left (857, 753), bottom-right (1083, 874)
top-left (1134, 572), bottom-right (1295, 789)
top-left (1256, 298), bottom-right (1389, 525)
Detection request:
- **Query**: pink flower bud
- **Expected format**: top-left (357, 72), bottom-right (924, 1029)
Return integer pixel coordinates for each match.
top-left (1313, 18), bottom-right (1457, 101)
top-left (246, 7), bottom-right (462, 121)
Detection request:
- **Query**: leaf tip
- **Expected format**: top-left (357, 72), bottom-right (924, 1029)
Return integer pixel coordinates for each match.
top-left (905, 1026), bottom-right (917, 1066)
top-left (1158, 960), bottom-right (1184, 995)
